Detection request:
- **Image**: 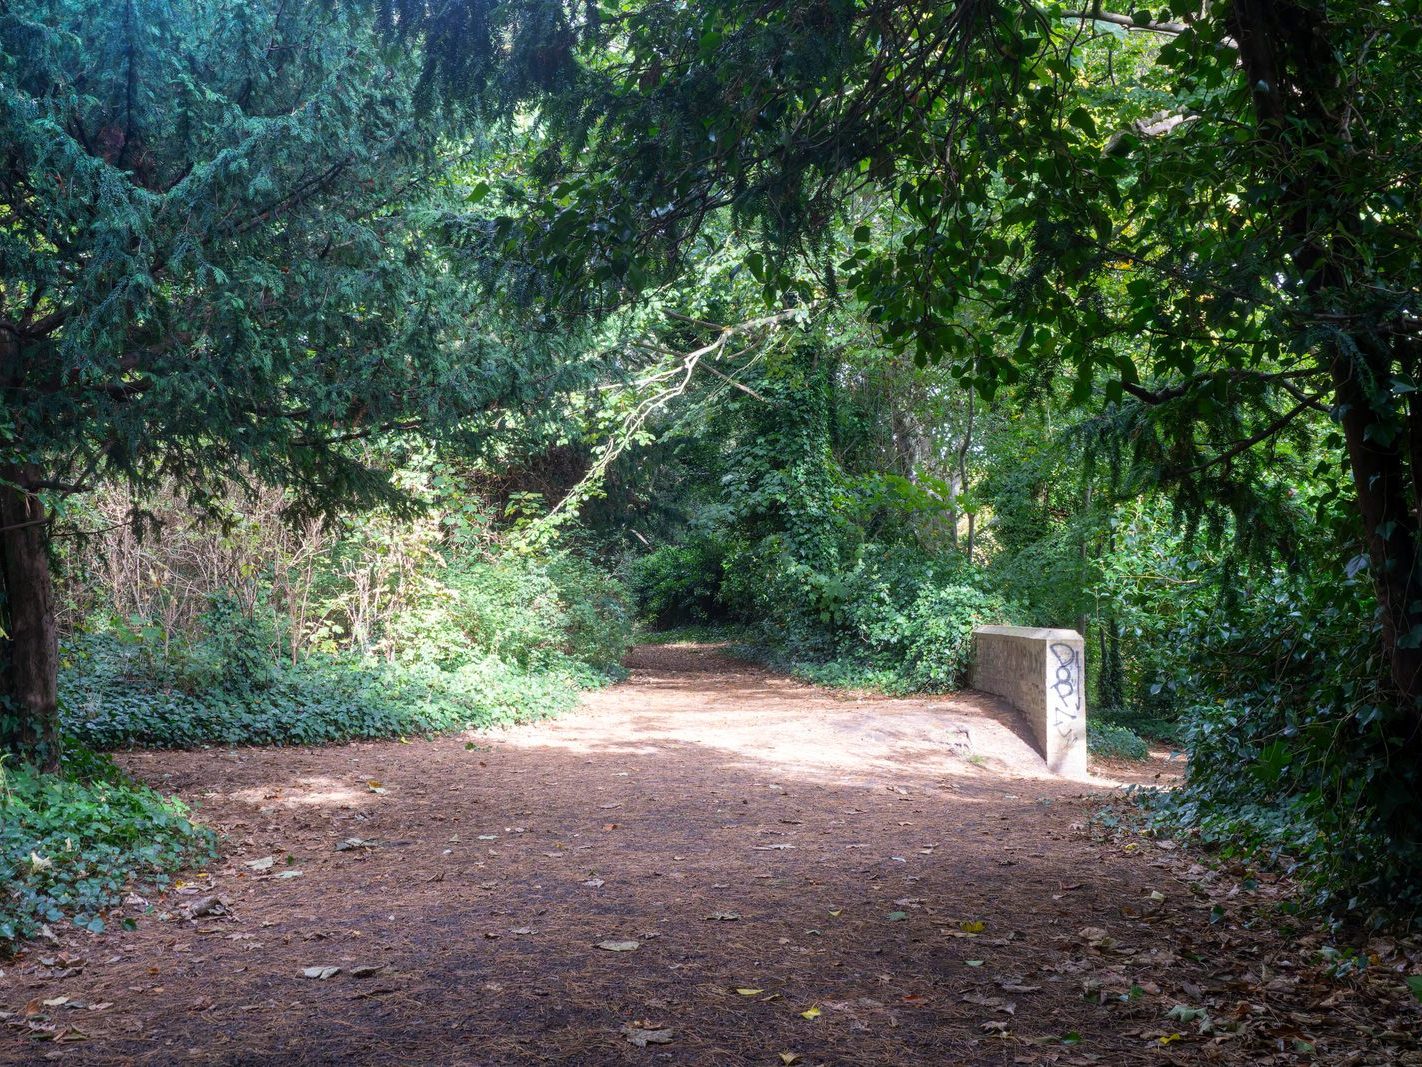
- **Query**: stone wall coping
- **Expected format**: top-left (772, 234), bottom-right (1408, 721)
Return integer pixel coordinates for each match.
top-left (974, 625), bottom-right (1084, 641)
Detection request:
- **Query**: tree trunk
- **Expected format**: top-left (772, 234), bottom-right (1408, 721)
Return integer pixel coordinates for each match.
top-left (945, 470), bottom-right (960, 550)
top-left (0, 465), bottom-right (61, 772)
top-left (1229, 0), bottom-right (1422, 723)
top-left (1332, 347), bottom-right (1422, 711)
top-left (954, 383), bottom-right (975, 558)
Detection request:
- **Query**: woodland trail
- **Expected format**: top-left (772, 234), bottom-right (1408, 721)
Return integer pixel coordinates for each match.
top-left (2, 645), bottom-right (1418, 1066)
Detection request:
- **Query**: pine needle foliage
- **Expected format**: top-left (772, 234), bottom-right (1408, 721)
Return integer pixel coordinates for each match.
top-left (1, 0), bottom-right (527, 516)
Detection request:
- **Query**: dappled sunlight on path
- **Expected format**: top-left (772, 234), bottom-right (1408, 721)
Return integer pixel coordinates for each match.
top-left (500, 644), bottom-right (1154, 789)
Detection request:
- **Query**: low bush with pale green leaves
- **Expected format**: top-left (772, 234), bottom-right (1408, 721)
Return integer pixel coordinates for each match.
top-left (1, 747), bottom-right (216, 949)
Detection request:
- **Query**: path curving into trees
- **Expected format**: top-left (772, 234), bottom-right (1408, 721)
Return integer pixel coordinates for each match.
top-left (1, 646), bottom-right (1414, 1064)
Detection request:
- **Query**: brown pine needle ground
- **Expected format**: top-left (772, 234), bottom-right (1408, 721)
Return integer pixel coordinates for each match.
top-left (2, 645), bottom-right (1419, 1065)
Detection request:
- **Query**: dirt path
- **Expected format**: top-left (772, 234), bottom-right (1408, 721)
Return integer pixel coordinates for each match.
top-left (3, 645), bottom-right (1419, 1065)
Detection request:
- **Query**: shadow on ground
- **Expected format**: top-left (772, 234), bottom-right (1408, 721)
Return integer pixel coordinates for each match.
top-left (1, 646), bottom-right (1413, 1066)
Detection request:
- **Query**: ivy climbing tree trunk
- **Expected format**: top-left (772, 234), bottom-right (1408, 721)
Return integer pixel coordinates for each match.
top-left (0, 465), bottom-right (60, 772)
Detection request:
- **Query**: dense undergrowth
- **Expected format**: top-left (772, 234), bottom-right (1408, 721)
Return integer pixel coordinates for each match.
top-left (633, 541), bottom-right (1004, 688)
top-left (60, 637), bottom-right (606, 750)
top-left (1141, 576), bottom-right (1422, 922)
top-left (59, 546), bottom-right (631, 752)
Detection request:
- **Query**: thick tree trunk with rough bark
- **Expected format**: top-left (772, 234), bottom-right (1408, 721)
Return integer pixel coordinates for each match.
top-left (0, 465), bottom-right (61, 772)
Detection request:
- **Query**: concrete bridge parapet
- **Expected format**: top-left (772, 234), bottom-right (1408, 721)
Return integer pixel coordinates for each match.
top-left (971, 626), bottom-right (1087, 778)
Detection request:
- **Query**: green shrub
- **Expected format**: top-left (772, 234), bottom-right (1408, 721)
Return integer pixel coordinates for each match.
top-left (1, 748), bottom-right (216, 948)
top-left (58, 540), bottom-right (632, 752)
top-left (693, 539), bottom-right (1013, 693)
top-left (627, 536), bottom-right (727, 627)
top-left (788, 545), bottom-right (1009, 690)
top-left (545, 552), bottom-right (635, 670)
top-left (386, 550), bottom-right (633, 673)
top-left (199, 593), bottom-right (281, 689)
top-left (1142, 572), bottom-right (1422, 920)
top-left (1088, 721), bottom-right (1150, 760)
top-left (898, 583), bottom-right (1009, 690)
top-left (439, 556), bottom-right (565, 668)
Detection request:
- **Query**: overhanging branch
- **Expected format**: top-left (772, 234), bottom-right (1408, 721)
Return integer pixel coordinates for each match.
top-left (1062, 10), bottom-right (1189, 35)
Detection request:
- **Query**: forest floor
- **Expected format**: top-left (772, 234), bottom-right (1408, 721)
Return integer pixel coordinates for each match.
top-left (3, 644), bottom-right (1420, 1066)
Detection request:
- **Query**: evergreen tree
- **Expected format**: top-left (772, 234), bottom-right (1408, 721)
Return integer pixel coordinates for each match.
top-left (0, 0), bottom-right (507, 768)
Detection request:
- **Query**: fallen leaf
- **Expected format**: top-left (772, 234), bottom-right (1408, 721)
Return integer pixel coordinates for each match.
top-left (704, 912), bottom-right (741, 921)
top-left (583, 878), bottom-right (605, 888)
top-left (779, 1054), bottom-right (802, 1065)
top-left (885, 911), bottom-right (908, 922)
top-left (350, 965), bottom-right (384, 978)
top-left (334, 838), bottom-right (377, 852)
top-left (734, 988), bottom-right (765, 996)
top-left (243, 856), bottom-right (274, 871)
top-left (274, 870), bottom-right (303, 880)
top-left (597, 940), bottom-right (640, 952)
top-left (828, 909), bottom-right (842, 917)
top-left (980, 1020), bottom-right (1010, 1035)
top-left (960, 920), bottom-right (986, 934)
top-left (800, 1005), bottom-right (821, 1020)
top-left (302, 966), bottom-right (340, 980)
top-left (1079, 925), bottom-right (1117, 950)
top-left (998, 980), bottom-right (1042, 994)
top-left (1166, 1004), bottom-right (1208, 1024)
top-left (963, 993), bottom-right (1015, 1014)
top-left (621, 1022), bottom-right (674, 1047)
top-left (183, 895), bottom-right (225, 918)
